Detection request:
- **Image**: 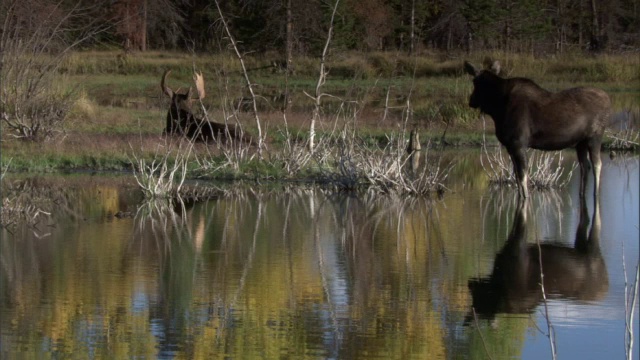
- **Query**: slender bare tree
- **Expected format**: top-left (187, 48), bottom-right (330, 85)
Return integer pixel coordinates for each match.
top-left (213, 0), bottom-right (264, 154)
top-left (307, 0), bottom-right (340, 152)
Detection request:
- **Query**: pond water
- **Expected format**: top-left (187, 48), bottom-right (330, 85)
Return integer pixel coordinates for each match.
top-left (1, 152), bottom-right (638, 359)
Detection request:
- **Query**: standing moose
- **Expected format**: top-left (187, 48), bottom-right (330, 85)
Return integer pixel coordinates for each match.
top-left (464, 60), bottom-right (611, 199)
top-left (161, 70), bottom-right (251, 144)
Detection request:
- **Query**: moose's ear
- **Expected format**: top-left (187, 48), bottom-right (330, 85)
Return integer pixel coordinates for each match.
top-left (464, 61), bottom-right (479, 76)
top-left (490, 60), bottom-right (501, 75)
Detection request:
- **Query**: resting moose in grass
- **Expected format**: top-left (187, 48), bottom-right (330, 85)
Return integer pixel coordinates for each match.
top-left (464, 60), bottom-right (611, 199)
top-left (161, 70), bottom-right (251, 143)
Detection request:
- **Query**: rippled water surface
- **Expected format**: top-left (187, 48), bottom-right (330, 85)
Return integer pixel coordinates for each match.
top-left (1, 153), bottom-right (638, 359)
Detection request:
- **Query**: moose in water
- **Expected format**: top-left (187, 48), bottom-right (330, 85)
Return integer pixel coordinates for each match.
top-left (464, 60), bottom-right (612, 199)
top-left (161, 70), bottom-right (252, 144)
top-left (465, 196), bottom-right (607, 323)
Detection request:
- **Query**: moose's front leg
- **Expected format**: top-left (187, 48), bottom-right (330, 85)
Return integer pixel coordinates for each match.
top-left (508, 147), bottom-right (529, 199)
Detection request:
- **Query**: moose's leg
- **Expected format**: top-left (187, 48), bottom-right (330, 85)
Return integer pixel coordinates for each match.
top-left (164, 114), bottom-right (176, 135)
top-left (201, 121), bottom-right (214, 142)
top-left (576, 143), bottom-right (590, 198)
top-left (588, 139), bottom-right (602, 198)
top-left (508, 147), bottom-right (529, 199)
top-left (574, 194), bottom-right (591, 251)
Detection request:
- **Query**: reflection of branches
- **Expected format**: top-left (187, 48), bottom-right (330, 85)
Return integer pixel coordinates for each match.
top-left (216, 197), bottom-right (263, 339)
top-left (314, 202), bottom-right (343, 346)
top-left (1, 178), bottom-right (52, 237)
top-left (530, 191), bottom-right (565, 238)
top-left (472, 308), bottom-right (495, 360)
top-left (282, 190), bottom-right (295, 307)
top-left (532, 192), bottom-right (575, 359)
top-left (134, 198), bottom-right (188, 258)
top-left (480, 189), bottom-right (519, 244)
top-left (537, 234), bottom-right (557, 360)
top-left (623, 241), bottom-right (639, 360)
top-left (135, 198), bottom-right (186, 230)
top-left (235, 199), bottom-right (262, 301)
top-left (609, 155), bottom-right (639, 196)
top-left (480, 189), bottom-right (565, 245)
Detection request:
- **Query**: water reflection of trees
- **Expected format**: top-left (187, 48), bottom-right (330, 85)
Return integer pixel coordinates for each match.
top-left (0, 180), bottom-right (520, 358)
top-left (1, 177), bottom-right (621, 359)
top-left (124, 187), bottom-right (455, 358)
top-left (1, 175), bottom-right (141, 231)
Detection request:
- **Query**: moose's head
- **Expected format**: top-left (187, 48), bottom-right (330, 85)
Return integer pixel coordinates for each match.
top-left (463, 60), bottom-right (505, 115)
top-left (161, 70), bottom-right (205, 135)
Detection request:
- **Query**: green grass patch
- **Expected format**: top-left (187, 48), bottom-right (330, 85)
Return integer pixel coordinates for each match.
top-left (2, 50), bottom-right (638, 176)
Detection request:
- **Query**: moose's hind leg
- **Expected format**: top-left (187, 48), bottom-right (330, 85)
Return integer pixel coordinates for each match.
top-left (576, 144), bottom-right (588, 197)
top-left (588, 139), bottom-right (603, 197)
top-left (576, 141), bottom-right (600, 198)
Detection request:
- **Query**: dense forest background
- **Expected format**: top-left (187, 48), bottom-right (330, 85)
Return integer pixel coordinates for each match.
top-left (3, 0), bottom-right (639, 57)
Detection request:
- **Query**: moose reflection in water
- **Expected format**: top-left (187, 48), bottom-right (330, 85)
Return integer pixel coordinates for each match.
top-left (467, 195), bottom-right (608, 322)
top-left (161, 70), bottom-right (251, 143)
top-left (464, 60), bottom-right (612, 199)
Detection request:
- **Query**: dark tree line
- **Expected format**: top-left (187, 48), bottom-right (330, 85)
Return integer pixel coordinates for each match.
top-left (3, 0), bottom-right (639, 55)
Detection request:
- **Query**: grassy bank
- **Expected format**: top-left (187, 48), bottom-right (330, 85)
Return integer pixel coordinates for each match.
top-left (1, 50), bottom-right (638, 177)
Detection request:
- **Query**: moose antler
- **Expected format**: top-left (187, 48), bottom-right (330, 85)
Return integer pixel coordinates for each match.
top-left (161, 69), bottom-right (174, 98)
top-left (193, 71), bottom-right (205, 100)
top-left (162, 69), bottom-right (204, 100)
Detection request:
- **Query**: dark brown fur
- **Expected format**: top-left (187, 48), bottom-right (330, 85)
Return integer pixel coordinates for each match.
top-left (464, 61), bottom-right (611, 198)
top-left (161, 70), bottom-right (252, 144)
top-left (466, 197), bottom-right (607, 322)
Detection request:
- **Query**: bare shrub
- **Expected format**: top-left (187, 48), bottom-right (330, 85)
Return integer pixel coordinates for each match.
top-left (481, 142), bottom-right (576, 191)
top-left (1, 88), bottom-right (76, 141)
top-left (272, 135), bottom-right (314, 177)
top-left (319, 131), bottom-right (450, 196)
top-left (607, 129), bottom-right (639, 151)
top-left (129, 138), bottom-right (192, 199)
top-left (193, 97), bottom-right (258, 175)
top-left (0, 0), bottom-right (104, 141)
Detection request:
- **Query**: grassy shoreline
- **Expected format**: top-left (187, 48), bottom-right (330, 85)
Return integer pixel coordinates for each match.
top-left (1, 51), bottom-right (638, 178)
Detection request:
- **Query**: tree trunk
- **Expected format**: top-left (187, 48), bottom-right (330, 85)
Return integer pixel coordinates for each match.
top-left (590, 0), bottom-right (601, 51)
top-left (504, 1), bottom-right (512, 52)
top-left (140, 0), bottom-right (147, 51)
top-left (578, 0), bottom-right (584, 48)
top-left (556, 0), bottom-right (564, 53)
top-left (285, 0), bottom-right (293, 74)
top-left (409, 0), bottom-right (415, 55)
top-left (309, 0), bottom-right (340, 152)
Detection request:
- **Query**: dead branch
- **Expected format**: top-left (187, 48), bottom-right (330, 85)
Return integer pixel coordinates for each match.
top-left (213, 0), bottom-right (264, 155)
